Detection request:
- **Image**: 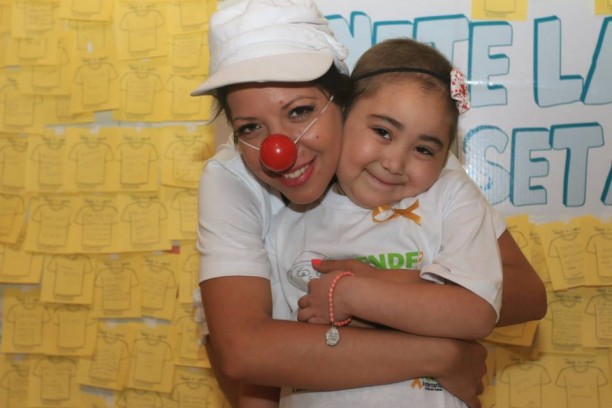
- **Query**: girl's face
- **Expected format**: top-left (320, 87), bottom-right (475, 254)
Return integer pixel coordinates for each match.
top-left (226, 83), bottom-right (343, 205)
top-left (338, 79), bottom-right (452, 209)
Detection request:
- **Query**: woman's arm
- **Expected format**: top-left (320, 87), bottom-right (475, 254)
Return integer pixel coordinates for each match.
top-left (495, 230), bottom-right (547, 326)
top-left (201, 276), bottom-right (486, 406)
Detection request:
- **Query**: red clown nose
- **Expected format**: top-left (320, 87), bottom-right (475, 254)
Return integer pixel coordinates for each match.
top-left (259, 134), bottom-right (297, 172)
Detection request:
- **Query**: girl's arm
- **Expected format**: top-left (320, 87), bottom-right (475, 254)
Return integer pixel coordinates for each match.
top-left (201, 276), bottom-right (487, 407)
top-left (306, 229), bottom-right (547, 330)
top-left (298, 271), bottom-right (497, 339)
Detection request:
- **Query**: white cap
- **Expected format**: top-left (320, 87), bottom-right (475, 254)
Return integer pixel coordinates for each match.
top-left (191, 0), bottom-right (349, 96)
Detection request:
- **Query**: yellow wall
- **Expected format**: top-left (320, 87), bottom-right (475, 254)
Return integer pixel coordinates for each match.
top-left (0, 1), bottom-right (228, 407)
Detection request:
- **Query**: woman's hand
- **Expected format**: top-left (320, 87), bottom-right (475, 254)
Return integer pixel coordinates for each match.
top-left (435, 339), bottom-right (487, 408)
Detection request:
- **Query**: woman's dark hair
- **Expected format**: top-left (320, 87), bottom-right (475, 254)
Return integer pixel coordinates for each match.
top-left (212, 64), bottom-right (351, 122)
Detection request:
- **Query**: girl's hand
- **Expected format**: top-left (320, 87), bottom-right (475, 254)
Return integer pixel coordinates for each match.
top-left (312, 258), bottom-right (424, 284)
top-left (297, 270), bottom-right (352, 324)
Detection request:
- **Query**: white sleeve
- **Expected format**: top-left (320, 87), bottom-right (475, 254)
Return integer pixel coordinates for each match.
top-left (420, 173), bottom-right (503, 320)
top-left (266, 214), bottom-right (293, 320)
top-left (197, 160), bottom-right (272, 282)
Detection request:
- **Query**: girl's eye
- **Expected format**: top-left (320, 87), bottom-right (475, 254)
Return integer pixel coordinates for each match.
top-left (415, 146), bottom-right (434, 156)
top-left (289, 105), bottom-right (315, 120)
top-left (373, 127), bottom-right (391, 141)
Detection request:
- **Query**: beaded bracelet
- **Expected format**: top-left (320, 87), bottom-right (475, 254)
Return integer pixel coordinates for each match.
top-left (325, 271), bottom-right (354, 346)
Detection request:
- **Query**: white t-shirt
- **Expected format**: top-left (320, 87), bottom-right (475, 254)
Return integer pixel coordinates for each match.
top-left (197, 140), bottom-right (285, 283)
top-left (266, 166), bottom-right (503, 408)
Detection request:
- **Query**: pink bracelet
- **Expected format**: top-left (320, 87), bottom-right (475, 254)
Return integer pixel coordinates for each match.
top-left (325, 271), bottom-right (354, 346)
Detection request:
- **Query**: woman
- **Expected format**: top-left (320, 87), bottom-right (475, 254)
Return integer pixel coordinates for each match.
top-left (192, 0), bottom-right (546, 407)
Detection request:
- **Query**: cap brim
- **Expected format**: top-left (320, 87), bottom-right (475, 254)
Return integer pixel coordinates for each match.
top-left (191, 52), bottom-right (334, 96)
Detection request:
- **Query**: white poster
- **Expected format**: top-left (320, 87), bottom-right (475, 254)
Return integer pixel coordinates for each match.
top-left (316, 0), bottom-right (611, 222)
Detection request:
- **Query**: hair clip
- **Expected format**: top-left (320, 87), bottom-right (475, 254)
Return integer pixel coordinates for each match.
top-left (450, 67), bottom-right (470, 115)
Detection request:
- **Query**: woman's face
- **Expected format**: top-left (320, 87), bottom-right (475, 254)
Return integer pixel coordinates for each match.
top-left (226, 83), bottom-right (343, 205)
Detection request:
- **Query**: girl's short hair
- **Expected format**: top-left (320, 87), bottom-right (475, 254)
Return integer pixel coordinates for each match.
top-left (347, 38), bottom-right (460, 143)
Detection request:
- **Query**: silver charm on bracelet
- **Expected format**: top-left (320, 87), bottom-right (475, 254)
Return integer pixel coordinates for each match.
top-left (325, 326), bottom-right (340, 346)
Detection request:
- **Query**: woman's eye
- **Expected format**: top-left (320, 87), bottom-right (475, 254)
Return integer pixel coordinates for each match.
top-left (289, 105), bottom-right (315, 120)
top-left (234, 123), bottom-right (260, 137)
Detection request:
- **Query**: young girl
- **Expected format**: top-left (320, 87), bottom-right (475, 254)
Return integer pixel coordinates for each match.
top-left (265, 38), bottom-right (507, 407)
top-left (194, 1), bottom-right (545, 407)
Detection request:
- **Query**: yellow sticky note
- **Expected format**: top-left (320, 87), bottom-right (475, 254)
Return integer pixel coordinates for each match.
top-left (114, 1), bottom-right (169, 61)
top-left (112, 128), bottom-right (160, 192)
top-left (1, 287), bottom-right (51, 354)
top-left (177, 241), bottom-right (200, 304)
top-left (16, 33), bottom-right (75, 96)
top-left (10, 0), bottom-right (59, 38)
top-left (171, 367), bottom-right (227, 407)
top-left (112, 60), bottom-right (170, 122)
top-left (45, 95), bottom-right (95, 125)
top-left (166, 0), bottom-right (213, 34)
top-left (24, 194), bottom-right (75, 253)
top-left (164, 186), bottom-right (198, 241)
top-left (71, 194), bottom-right (124, 254)
top-left (93, 255), bottom-right (142, 318)
top-left (141, 252), bottom-right (179, 321)
top-left (0, 192), bottom-right (26, 244)
top-left (595, 0), bottom-right (612, 15)
top-left (506, 214), bottom-right (531, 260)
top-left (44, 304), bottom-right (97, 356)
top-left (550, 350), bottom-right (612, 408)
top-left (582, 286), bottom-right (612, 348)
top-left (63, 127), bottom-right (116, 192)
top-left (0, 354), bottom-right (36, 407)
top-left (536, 288), bottom-right (586, 354)
top-left (40, 254), bottom-right (96, 304)
top-left (58, 0), bottom-right (113, 22)
top-left (472, 0), bottom-right (528, 21)
top-left (174, 303), bottom-right (210, 368)
top-left (117, 193), bottom-right (172, 252)
top-left (25, 132), bottom-right (68, 193)
top-left (496, 348), bottom-right (555, 408)
top-left (164, 73), bottom-right (212, 121)
top-left (67, 19), bottom-right (116, 58)
top-left (70, 56), bottom-right (120, 113)
top-left (0, 241), bottom-right (44, 284)
top-left (77, 323), bottom-right (134, 391)
top-left (537, 220), bottom-right (586, 290)
top-left (115, 388), bottom-right (164, 408)
top-left (529, 224), bottom-right (552, 290)
top-left (28, 355), bottom-right (80, 407)
top-left (160, 126), bottom-right (215, 189)
top-left (0, 134), bottom-right (28, 193)
top-left (169, 32), bottom-right (210, 74)
top-left (126, 324), bottom-right (176, 393)
top-left (0, 80), bottom-right (46, 133)
top-left (485, 320), bottom-right (539, 347)
top-left (580, 216), bottom-right (612, 285)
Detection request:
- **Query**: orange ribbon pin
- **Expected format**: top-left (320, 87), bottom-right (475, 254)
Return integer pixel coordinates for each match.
top-left (372, 200), bottom-right (421, 224)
